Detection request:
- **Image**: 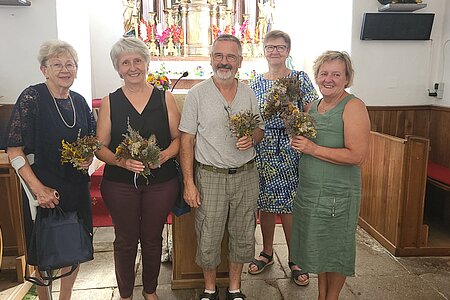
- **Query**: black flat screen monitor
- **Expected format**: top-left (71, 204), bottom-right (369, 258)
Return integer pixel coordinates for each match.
top-left (361, 13), bottom-right (434, 40)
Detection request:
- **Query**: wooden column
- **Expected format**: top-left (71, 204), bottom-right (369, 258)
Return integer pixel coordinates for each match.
top-left (0, 153), bottom-right (28, 282)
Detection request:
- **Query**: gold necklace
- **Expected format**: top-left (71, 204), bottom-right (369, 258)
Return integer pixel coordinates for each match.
top-left (46, 84), bottom-right (76, 128)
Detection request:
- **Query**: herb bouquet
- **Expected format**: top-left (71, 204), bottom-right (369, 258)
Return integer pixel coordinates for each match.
top-left (114, 121), bottom-right (161, 181)
top-left (228, 110), bottom-right (261, 138)
top-left (60, 130), bottom-right (102, 174)
top-left (264, 77), bottom-right (316, 138)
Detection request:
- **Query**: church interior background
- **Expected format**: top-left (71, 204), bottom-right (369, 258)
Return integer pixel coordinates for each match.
top-left (123, 0), bottom-right (277, 83)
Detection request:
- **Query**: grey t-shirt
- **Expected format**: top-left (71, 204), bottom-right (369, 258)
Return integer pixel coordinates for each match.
top-left (179, 77), bottom-right (263, 168)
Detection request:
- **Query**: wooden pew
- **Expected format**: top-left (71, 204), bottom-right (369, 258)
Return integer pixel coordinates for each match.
top-left (359, 131), bottom-right (450, 256)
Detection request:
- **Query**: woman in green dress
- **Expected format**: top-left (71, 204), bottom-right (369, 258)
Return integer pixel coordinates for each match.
top-left (290, 51), bottom-right (370, 300)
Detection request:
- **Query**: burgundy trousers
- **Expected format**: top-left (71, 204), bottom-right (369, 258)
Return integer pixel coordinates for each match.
top-left (101, 177), bottom-right (178, 297)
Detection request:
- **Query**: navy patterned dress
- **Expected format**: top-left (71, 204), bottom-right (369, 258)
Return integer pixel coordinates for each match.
top-left (249, 70), bottom-right (318, 213)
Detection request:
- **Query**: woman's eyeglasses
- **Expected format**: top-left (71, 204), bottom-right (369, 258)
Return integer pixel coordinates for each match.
top-left (264, 45), bottom-right (288, 53)
top-left (48, 63), bottom-right (77, 72)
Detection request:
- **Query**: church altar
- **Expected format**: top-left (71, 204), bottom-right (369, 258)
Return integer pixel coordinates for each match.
top-left (124, 0), bottom-right (274, 66)
top-left (149, 55), bottom-right (268, 82)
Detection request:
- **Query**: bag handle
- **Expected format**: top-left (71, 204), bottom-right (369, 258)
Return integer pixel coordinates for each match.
top-left (25, 264), bottom-right (79, 286)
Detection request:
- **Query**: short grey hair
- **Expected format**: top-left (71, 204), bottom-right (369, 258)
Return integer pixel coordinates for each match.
top-left (37, 40), bottom-right (78, 67)
top-left (212, 34), bottom-right (242, 56)
top-left (313, 50), bottom-right (354, 88)
top-left (110, 37), bottom-right (150, 72)
top-left (263, 30), bottom-right (291, 50)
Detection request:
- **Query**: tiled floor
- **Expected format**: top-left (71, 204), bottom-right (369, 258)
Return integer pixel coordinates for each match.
top-left (1, 225), bottom-right (450, 299)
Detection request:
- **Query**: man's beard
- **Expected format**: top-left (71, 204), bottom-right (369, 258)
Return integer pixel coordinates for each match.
top-left (213, 66), bottom-right (234, 80)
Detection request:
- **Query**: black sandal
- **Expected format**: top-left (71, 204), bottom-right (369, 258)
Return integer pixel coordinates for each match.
top-left (199, 287), bottom-right (219, 300)
top-left (226, 289), bottom-right (246, 300)
top-left (248, 251), bottom-right (274, 275)
top-left (288, 261), bottom-right (310, 286)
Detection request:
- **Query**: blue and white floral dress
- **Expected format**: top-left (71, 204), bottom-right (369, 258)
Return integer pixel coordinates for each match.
top-left (249, 70), bottom-right (318, 213)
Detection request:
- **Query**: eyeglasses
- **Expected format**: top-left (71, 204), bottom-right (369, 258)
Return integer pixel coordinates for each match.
top-left (264, 45), bottom-right (288, 53)
top-left (47, 62), bottom-right (77, 72)
top-left (212, 53), bottom-right (239, 62)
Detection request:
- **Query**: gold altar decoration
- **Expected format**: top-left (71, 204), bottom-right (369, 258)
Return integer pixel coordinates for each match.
top-left (128, 0), bottom-right (274, 58)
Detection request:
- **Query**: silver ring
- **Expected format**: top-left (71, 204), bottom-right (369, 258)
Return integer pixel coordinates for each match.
top-left (54, 191), bottom-right (60, 199)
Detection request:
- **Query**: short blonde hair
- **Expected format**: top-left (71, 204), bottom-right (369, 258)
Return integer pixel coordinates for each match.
top-left (263, 30), bottom-right (291, 50)
top-left (313, 51), bottom-right (354, 88)
top-left (110, 37), bottom-right (150, 72)
top-left (37, 40), bottom-right (78, 67)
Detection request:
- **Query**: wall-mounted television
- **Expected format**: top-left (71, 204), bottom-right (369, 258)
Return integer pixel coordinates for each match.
top-left (360, 13), bottom-right (435, 40)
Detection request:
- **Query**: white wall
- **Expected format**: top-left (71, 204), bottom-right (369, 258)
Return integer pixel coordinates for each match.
top-left (89, 0), bottom-right (123, 99)
top-left (351, 0), bottom-right (449, 107)
top-left (440, 3), bottom-right (450, 106)
top-left (273, 0), bottom-right (352, 81)
top-left (0, 0), bottom-right (57, 103)
top-left (56, 0), bottom-right (92, 104)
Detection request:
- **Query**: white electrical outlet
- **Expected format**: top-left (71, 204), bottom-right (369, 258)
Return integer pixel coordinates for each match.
top-left (436, 82), bottom-right (445, 99)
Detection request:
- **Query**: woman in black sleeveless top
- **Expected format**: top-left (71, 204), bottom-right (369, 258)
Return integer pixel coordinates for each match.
top-left (95, 37), bottom-right (181, 300)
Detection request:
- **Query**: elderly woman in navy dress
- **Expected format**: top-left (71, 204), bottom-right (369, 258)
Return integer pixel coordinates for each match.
top-left (6, 40), bottom-right (95, 300)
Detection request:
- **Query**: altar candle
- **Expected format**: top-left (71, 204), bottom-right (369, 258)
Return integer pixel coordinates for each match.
top-left (244, 0), bottom-right (249, 14)
top-left (149, 0), bottom-right (153, 12)
top-left (166, 0), bottom-right (171, 8)
top-left (227, 0), bottom-right (232, 9)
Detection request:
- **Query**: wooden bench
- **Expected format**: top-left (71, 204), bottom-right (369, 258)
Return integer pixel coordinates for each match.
top-left (426, 161), bottom-right (450, 228)
top-left (427, 160), bottom-right (450, 192)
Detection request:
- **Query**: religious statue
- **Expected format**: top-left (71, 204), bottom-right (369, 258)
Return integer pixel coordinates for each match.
top-left (123, 0), bottom-right (142, 36)
top-left (258, 0), bottom-right (274, 33)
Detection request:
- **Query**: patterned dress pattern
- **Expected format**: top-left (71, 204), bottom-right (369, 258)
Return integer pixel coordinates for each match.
top-left (249, 70), bottom-right (318, 213)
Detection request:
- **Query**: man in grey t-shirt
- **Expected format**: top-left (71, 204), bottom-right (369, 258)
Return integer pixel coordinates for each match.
top-left (179, 34), bottom-right (264, 300)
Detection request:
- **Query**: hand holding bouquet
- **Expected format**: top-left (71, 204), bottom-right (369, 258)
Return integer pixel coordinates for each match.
top-left (281, 103), bottom-right (317, 138)
top-left (264, 76), bottom-right (316, 138)
top-left (228, 110), bottom-right (261, 138)
top-left (114, 120), bottom-right (161, 180)
top-left (60, 130), bottom-right (102, 173)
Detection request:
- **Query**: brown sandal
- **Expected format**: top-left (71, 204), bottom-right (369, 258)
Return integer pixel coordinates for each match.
top-left (248, 251), bottom-right (274, 275)
top-left (289, 261), bottom-right (310, 286)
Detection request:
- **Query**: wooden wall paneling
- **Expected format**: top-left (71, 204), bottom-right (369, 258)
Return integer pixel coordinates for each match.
top-left (412, 109), bottom-right (431, 139)
top-left (429, 109), bottom-right (450, 167)
top-left (399, 136), bottom-right (429, 248)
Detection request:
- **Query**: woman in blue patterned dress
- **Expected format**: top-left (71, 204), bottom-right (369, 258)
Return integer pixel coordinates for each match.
top-left (248, 30), bottom-right (318, 286)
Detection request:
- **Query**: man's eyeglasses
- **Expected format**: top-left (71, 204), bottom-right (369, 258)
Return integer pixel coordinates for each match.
top-left (47, 63), bottom-right (77, 72)
top-left (264, 45), bottom-right (288, 53)
top-left (212, 53), bottom-right (239, 62)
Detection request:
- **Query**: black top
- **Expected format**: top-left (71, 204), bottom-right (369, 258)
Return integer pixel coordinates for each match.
top-left (6, 83), bottom-right (96, 240)
top-left (7, 83), bottom-right (95, 182)
top-left (103, 87), bottom-right (176, 185)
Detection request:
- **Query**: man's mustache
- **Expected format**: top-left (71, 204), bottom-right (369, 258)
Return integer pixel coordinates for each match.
top-left (217, 64), bottom-right (232, 69)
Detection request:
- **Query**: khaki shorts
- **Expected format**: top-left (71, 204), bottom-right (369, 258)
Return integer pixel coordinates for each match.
top-left (194, 165), bottom-right (259, 269)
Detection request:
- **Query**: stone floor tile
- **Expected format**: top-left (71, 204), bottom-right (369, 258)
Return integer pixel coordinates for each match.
top-left (355, 242), bottom-right (409, 276)
top-left (52, 288), bottom-right (114, 300)
top-left (345, 274), bottom-right (445, 300)
top-left (419, 272), bottom-right (450, 298)
top-left (241, 279), bottom-right (283, 300)
top-left (278, 277), bottom-right (357, 300)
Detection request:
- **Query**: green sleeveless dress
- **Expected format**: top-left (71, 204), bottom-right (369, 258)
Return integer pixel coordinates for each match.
top-left (291, 94), bottom-right (361, 276)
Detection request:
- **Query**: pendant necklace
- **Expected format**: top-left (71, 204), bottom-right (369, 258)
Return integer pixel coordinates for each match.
top-left (46, 84), bottom-right (76, 128)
